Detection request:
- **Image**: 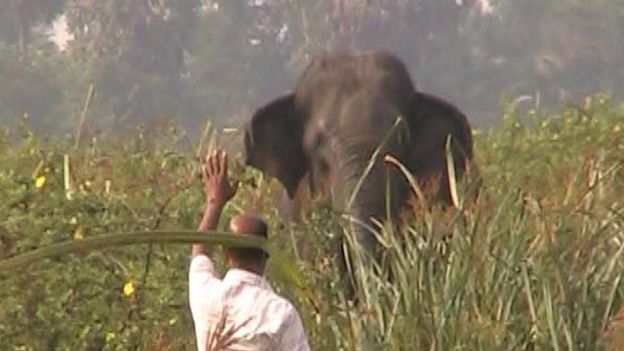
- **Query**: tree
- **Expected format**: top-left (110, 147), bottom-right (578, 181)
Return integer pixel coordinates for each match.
top-left (63, 0), bottom-right (201, 128)
top-left (0, 0), bottom-right (69, 131)
top-left (0, 0), bottom-right (66, 61)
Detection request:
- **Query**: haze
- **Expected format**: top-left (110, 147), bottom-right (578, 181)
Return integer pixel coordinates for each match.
top-left (0, 0), bottom-right (622, 134)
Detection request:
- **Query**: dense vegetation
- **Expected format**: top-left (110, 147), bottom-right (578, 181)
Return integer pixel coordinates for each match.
top-left (2, 1), bottom-right (624, 350)
top-left (0, 95), bottom-right (623, 350)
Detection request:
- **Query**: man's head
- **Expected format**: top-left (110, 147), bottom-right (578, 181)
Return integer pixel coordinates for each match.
top-left (225, 213), bottom-right (269, 274)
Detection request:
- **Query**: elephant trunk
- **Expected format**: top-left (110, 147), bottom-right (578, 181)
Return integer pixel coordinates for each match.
top-left (338, 142), bottom-right (407, 260)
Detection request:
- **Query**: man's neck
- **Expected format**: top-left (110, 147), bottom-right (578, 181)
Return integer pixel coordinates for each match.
top-left (229, 264), bottom-right (265, 276)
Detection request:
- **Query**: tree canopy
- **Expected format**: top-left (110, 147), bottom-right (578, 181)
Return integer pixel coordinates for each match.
top-left (0, 0), bottom-right (622, 133)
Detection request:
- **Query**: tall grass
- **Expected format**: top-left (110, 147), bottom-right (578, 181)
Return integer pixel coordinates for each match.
top-left (283, 95), bottom-right (624, 350)
top-left (0, 95), bottom-right (622, 350)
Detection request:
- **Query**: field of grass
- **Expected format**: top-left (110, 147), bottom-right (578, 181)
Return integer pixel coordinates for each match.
top-left (0, 94), bottom-right (623, 350)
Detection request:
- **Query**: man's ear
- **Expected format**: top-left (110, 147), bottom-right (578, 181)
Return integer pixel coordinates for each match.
top-left (224, 248), bottom-right (232, 261)
top-left (243, 94), bottom-right (307, 198)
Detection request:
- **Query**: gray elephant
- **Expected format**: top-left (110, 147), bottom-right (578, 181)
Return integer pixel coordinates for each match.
top-left (243, 50), bottom-right (473, 260)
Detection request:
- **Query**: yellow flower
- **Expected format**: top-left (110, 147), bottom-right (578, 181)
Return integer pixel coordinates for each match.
top-left (69, 216), bottom-right (78, 225)
top-left (123, 281), bottom-right (135, 297)
top-left (35, 175), bottom-right (46, 189)
top-left (106, 332), bottom-right (116, 342)
top-left (73, 226), bottom-right (84, 240)
top-left (169, 318), bottom-right (177, 325)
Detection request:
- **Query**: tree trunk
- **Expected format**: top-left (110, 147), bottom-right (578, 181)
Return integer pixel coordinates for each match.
top-left (12, 0), bottom-right (29, 62)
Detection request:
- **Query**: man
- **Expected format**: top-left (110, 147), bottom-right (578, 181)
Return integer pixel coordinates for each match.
top-left (189, 149), bottom-right (310, 351)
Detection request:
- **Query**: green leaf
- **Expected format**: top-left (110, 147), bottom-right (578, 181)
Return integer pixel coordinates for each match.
top-left (0, 230), bottom-right (267, 275)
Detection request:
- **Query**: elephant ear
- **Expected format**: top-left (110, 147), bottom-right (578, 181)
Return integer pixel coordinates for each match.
top-left (244, 94), bottom-right (307, 198)
top-left (405, 92), bottom-right (473, 201)
top-left (411, 92), bottom-right (473, 159)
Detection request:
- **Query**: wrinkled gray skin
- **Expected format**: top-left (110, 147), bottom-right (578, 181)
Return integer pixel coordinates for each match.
top-left (243, 50), bottom-right (473, 261)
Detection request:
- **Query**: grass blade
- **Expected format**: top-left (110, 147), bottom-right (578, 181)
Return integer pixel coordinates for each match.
top-left (0, 230), bottom-right (267, 275)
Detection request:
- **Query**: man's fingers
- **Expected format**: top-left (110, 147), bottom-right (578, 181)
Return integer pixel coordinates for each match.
top-left (201, 163), bottom-right (209, 180)
top-left (207, 150), bottom-right (218, 176)
top-left (204, 150), bottom-right (213, 164)
top-left (219, 151), bottom-right (228, 175)
top-left (215, 150), bottom-right (222, 175)
top-left (203, 149), bottom-right (230, 182)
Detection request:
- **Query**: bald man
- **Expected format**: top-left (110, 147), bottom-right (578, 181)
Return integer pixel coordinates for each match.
top-left (189, 150), bottom-right (310, 351)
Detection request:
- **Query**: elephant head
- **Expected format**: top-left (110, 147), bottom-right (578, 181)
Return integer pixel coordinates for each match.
top-left (243, 50), bottom-right (474, 264)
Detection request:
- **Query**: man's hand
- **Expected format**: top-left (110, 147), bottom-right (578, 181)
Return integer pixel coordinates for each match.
top-left (193, 149), bottom-right (238, 258)
top-left (202, 150), bottom-right (238, 208)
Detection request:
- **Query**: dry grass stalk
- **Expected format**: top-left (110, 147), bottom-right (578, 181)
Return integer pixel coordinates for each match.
top-left (205, 308), bottom-right (252, 351)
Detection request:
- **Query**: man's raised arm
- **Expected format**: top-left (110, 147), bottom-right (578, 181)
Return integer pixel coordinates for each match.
top-left (192, 150), bottom-right (238, 258)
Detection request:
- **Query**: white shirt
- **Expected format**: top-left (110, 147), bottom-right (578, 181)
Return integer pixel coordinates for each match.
top-left (189, 255), bottom-right (311, 351)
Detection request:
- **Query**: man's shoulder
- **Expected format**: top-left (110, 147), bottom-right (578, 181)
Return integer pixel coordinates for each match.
top-left (236, 282), bottom-right (302, 320)
top-left (266, 290), bottom-right (306, 330)
top-left (267, 290), bottom-right (299, 312)
top-left (248, 284), bottom-right (298, 312)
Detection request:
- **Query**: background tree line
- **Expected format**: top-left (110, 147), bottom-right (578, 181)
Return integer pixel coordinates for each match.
top-left (0, 0), bottom-right (623, 135)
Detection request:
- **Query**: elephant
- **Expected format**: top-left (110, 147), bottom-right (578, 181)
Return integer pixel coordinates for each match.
top-left (243, 50), bottom-right (473, 261)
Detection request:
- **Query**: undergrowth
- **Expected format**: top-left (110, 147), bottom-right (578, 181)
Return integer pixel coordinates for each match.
top-left (0, 95), bottom-right (623, 350)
